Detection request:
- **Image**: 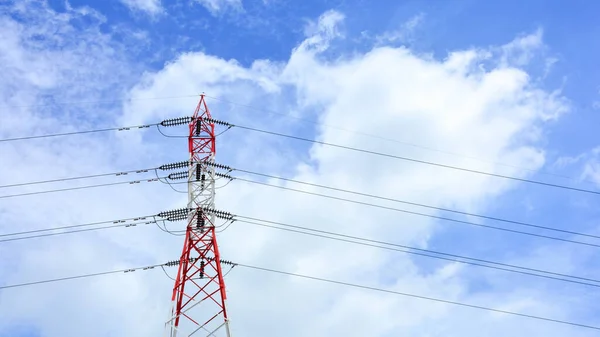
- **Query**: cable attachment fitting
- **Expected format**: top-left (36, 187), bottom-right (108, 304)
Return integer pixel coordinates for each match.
top-left (164, 259), bottom-right (181, 267)
top-left (157, 208), bottom-right (190, 221)
top-left (196, 209), bottom-right (205, 230)
top-left (196, 164), bottom-right (204, 182)
top-left (201, 207), bottom-right (235, 221)
top-left (206, 257), bottom-right (237, 266)
top-left (160, 116), bottom-right (192, 127)
top-left (206, 162), bottom-right (233, 172)
top-left (159, 161), bottom-right (189, 171)
top-left (164, 257), bottom-right (200, 267)
top-left (164, 256), bottom-right (235, 267)
top-left (167, 171), bottom-right (188, 180)
top-left (219, 259), bottom-right (236, 266)
top-left (215, 172), bottom-right (234, 180)
top-left (203, 117), bottom-right (234, 128)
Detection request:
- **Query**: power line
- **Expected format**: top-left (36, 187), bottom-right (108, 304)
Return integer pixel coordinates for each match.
top-left (0, 219), bottom-right (157, 243)
top-left (0, 160), bottom-right (192, 197)
top-left (1, 92), bottom-right (587, 186)
top-left (231, 124), bottom-right (600, 196)
top-left (0, 207), bottom-right (210, 243)
top-left (229, 176), bottom-right (600, 248)
top-left (8, 114), bottom-right (595, 197)
top-left (204, 94), bottom-right (592, 185)
top-left (0, 123), bottom-right (156, 143)
top-left (238, 263), bottom-right (600, 332)
top-left (236, 217), bottom-right (600, 288)
top-left (0, 176), bottom-right (163, 199)
top-left (234, 168), bottom-right (600, 240)
top-left (2, 259), bottom-right (599, 331)
top-left (0, 94), bottom-right (200, 109)
top-left (4, 210), bottom-right (597, 289)
top-left (7, 160), bottom-right (591, 283)
top-left (0, 264), bottom-right (161, 290)
top-left (155, 124), bottom-right (188, 138)
top-left (0, 215), bottom-right (155, 238)
top-left (0, 167), bottom-right (157, 189)
top-left (8, 161), bottom-right (594, 240)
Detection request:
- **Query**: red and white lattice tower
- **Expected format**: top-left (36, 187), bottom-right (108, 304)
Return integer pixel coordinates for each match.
top-left (165, 95), bottom-right (231, 337)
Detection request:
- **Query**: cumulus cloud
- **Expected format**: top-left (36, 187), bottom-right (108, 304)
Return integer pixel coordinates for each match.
top-left (0, 2), bottom-right (163, 335)
top-left (1, 3), bottom-right (596, 337)
top-left (122, 10), bottom-right (583, 336)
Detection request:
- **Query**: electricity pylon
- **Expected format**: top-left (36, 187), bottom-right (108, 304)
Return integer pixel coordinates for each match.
top-left (165, 95), bottom-right (231, 337)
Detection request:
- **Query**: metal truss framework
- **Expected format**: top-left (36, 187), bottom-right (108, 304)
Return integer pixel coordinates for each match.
top-left (166, 95), bottom-right (231, 337)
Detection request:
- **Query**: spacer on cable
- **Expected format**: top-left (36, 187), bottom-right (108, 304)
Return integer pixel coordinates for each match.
top-left (160, 116), bottom-right (192, 127)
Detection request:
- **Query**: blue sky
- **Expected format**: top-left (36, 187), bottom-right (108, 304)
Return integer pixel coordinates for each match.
top-left (1, 0), bottom-right (600, 336)
top-left (54, 0), bottom-right (600, 154)
top-left (38, 0), bottom-right (600, 153)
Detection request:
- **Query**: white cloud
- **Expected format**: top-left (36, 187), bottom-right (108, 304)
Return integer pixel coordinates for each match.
top-left (556, 147), bottom-right (600, 187)
top-left (499, 28), bottom-right (544, 67)
top-left (120, 0), bottom-right (163, 15)
top-left (120, 10), bottom-right (581, 336)
top-left (194, 0), bottom-right (243, 16)
top-left (1, 4), bottom-right (596, 337)
top-left (0, 2), bottom-right (160, 335)
top-left (375, 13), bottom-right (425, 44)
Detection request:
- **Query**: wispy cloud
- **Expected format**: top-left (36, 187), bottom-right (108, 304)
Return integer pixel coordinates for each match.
top-left (193, 0), bottom-right (244, 16)
top-left (373, 13), bottom-right (425, 45)
top-left (556, 147), bottom-right (600, 187)
top-left (499, 28), bottom-right (545, 66)
top-left (119, 0), bottom-right (163, 16)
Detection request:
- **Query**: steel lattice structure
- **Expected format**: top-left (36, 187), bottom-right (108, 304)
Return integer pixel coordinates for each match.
top-left (165, 95), bottom-right (231, 337)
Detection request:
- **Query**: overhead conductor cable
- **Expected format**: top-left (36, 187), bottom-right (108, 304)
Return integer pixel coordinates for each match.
top-left (2, 260), bottom-right (600, 332)
top-left (219, 120), bottom-right (600, 196)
